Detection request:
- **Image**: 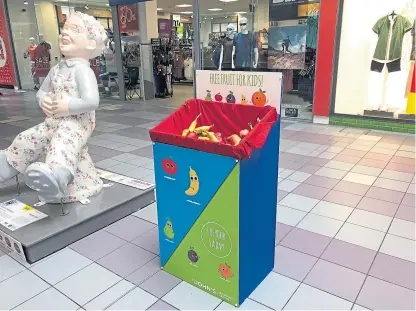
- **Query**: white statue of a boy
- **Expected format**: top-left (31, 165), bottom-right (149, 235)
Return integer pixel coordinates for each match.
top-left (0, 12), bottom-right (108, 203)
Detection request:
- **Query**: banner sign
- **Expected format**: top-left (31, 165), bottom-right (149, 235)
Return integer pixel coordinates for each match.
top-left (110, 0), bottom-right (150, 6)
top-left (195, 70), bottom-right (282, 113)
top-left (158, 19), bottom-right (172, 36)
top-left (118, 4), bottom-right (139, 32)
top-left (0, 1), bottom-right (16, 86)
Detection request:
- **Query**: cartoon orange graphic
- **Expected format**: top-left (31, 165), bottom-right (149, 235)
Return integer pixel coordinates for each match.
top-left (252, 89), bottom-right (267, 107)
top-left (218, 263), bottom-right (233, 280)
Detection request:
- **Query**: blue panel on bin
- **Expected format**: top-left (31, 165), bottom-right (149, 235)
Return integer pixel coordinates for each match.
top-left (153, 142), bottom-right (237, 266)
top-left (238, 119), bottom-right (280, 305)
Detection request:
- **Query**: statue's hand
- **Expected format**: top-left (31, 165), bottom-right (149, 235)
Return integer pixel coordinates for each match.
top-left (52, 92), bottom-right (70, 118)
top-left (41, 93), bottom-right (54, 118)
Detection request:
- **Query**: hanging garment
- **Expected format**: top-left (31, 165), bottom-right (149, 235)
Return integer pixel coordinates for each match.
top-left (222, 37), bottom-right (234, 69)
top-left (184, 58), bottom-right (193, 80)
top-left (372, 14), bottom-right (412, 61)
top-left (173, 56), bottom-right (184, 79)
top-left (234, 32), bottom-right (256, 68)
top-left (306, 15), bottom-right (319, 49)
top-left (282, 70), bottom-right (293, 93)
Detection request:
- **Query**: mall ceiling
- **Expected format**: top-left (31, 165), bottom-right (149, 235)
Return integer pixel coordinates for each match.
top-left (52, 0), bottom-right (250, 16)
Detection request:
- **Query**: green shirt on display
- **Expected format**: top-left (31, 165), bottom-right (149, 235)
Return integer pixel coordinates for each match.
top-left (372, 15), bottom-right (412, 61)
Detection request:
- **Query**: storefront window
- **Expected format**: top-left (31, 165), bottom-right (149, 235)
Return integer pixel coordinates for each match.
top-left (6, 0), bottom-right (120, 98)
top-left (333, 0), bottom-right (415, 120)
top-left (198, 0), bottom-right (321, 120)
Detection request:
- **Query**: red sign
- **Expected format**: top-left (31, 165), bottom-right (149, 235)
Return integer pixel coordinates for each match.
top-left (32, 44), bottom-right (51, 78)
top-left (118, 4), bottom-right (138, 32)
top-left (0, 1), bottom-right (16, 86)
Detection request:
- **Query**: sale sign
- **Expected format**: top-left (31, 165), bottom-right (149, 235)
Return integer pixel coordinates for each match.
top-left (118, 4), bottom-right (138, 33)
top-left (0, 1), bottom-right (16, 86)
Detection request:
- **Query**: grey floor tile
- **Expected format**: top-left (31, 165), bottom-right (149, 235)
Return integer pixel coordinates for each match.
top-left (107, 163), bottom-right (139, 174)
top-left (0, 255), bottom-right (25, 282)
top-left (147, 300), bottom-right (178, 310)
top-left (105, 216), bottom-right (155, 241)
top-left (127, 156), bottom-right (154, 166)
top-left (70, 230), bottom-right (127, 261)
top-left (131, 145), bottom-right (154, 159)
top-left (95, 158), bottom-right (123, 169)
top-left (97, 243), bottom-right (156, 278)
top-left (30, 249), bottom-right (92, 285)
top-left (125, 257), bottom-right (161, 285)
top-left (83, 280), bottom-right (135, 311)
top-left (131, 227), bottom-right (160, 255)
top-left (140, 271), bottom-right (181, 298)
top-left (55, 263), bottom-right (121, 306)
top-left (107, 287), bottom-right (157, 310)
top-left (123, 167), bottom-right (154, 179)
top-left (0, 270), bottom-right (50, 310)
top-left (14, 287), bottom-right (79, 310)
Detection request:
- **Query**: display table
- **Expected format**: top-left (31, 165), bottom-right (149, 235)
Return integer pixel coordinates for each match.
top-left (0, 181), bottom-right (155, 264)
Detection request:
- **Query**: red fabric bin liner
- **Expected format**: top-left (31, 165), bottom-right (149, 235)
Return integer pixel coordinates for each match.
top-left (149, 99), bottom-right (279, 159)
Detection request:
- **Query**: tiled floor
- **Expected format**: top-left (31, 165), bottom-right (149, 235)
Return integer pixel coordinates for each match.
top-left (0, 88), bottom-right (415, 310)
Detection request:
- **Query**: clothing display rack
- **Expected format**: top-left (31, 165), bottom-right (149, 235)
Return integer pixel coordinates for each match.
top-left (152, 39), bottom-right (173, 98)
top-left (172, 45), bottom-right (193, 84)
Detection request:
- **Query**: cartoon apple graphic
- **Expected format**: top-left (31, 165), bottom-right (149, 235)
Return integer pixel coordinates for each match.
top-left (226, 91), bottom-right (236, 103)
top-left (215, 93), bottom-right (223, 101)
top-left (162, 158), bottom-right (177, 175)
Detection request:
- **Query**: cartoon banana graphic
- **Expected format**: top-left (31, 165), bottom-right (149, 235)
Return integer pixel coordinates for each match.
top-left (185, 167), bottom-right (199, 196)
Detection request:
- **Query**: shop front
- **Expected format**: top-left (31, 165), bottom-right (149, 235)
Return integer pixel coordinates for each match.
top-left (4, 0), bottom-right (127, 99)
top-left (193, 0), bottom-right (322, 121)
top-left (330, 0), bottom-right (415, 133)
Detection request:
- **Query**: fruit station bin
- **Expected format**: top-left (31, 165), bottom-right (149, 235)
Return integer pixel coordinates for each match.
top-left (150, 99), bottom-right (280, 307)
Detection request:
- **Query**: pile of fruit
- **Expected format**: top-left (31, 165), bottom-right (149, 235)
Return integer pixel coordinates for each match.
top-left (181, 114), bottom-right (258, 146)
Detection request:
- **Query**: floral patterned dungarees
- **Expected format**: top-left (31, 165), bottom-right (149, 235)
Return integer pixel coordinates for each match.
top-left (5, 62), bottom-right (103, 203)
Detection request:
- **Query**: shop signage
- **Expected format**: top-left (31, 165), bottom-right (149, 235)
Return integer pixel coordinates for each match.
top-left (195, 70), bottom-right (282, 112)
top-left (32, 44), bottom-right (51, 78)
top-left (118, 4), bottom-right (139, 32)
top-left (0, 1), bottom-right (16, 86)
top-left (158, 19), bottom-right (172, 36)
top-left (109, 0), bottom-right (150, 5)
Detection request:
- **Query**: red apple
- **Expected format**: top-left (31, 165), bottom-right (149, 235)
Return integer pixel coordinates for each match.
top-left (215, 93), bottom-right (223, 101)
top-left (162, 158), bottom-right (177, 175)
top-left (187, 132), bottom-right (198, 139)
top-left (239, 129), bottom-right (249, 138)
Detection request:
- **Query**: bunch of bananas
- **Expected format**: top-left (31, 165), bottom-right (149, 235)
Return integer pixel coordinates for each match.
top-left (182, 114), bottom-right (220, 142)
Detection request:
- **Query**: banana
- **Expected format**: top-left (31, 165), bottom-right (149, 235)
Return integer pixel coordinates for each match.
top-left (198, 136), bottom-right (210, 140)
top-left (207, 131), bottom-right (219, 142)
top-left (185, 167), bottom-right (199, 196)
top-left (188, 114), bottom-right (201, 132)
top-left (194, 125), bottom-right (213, 134)
top-left (182, 129), bottom-right (190, 136)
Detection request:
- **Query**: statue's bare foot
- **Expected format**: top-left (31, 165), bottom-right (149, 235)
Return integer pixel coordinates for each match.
top-left (0, 151), bottom-right (19, 183)
top-left (24, 163), bottom-right (73, 203)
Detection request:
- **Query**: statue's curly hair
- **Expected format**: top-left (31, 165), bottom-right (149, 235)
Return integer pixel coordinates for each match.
top-left (71, 11), bottom-right (108, 58)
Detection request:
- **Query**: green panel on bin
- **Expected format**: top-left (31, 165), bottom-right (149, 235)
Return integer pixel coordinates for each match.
top-left (164, 164), bottom-right (240, 306)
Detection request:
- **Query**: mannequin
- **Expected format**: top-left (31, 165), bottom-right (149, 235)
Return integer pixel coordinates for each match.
top-left (367, 12), bottom-right (412, 112)
top-left (25, 37), bottom-right (39, 89)
top-left (232, 17), bottom-right (258, 69)
top-left (0, 12), bottom-right (108, 204)
top-left (219, 24), bottom-right (235, 71)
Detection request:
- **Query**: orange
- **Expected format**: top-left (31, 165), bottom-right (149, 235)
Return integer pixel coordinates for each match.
top-left (252, 89), bottom-right (267, 107)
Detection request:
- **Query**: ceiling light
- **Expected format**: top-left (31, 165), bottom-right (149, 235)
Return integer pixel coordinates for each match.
top-left (157, 7), bottom-right (163, 11)
top-left (175, 4), bottom-right (192, 7)
top-left (235, 11), bottom-right (247, 14)
top-left (23, 0), bottom-right (28, 5)
top-left (208, 8), bottom-right (223, 11)
top-left (211, 17), bottom-right (214, 19)
top-left (179, 11), bottom-right (192, 14)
